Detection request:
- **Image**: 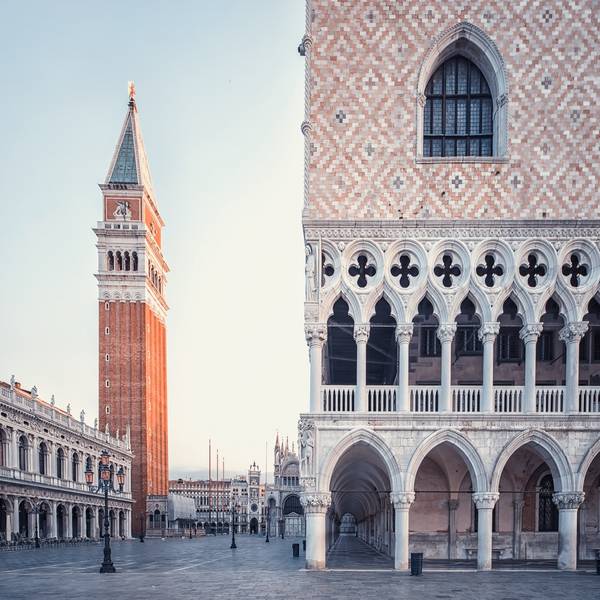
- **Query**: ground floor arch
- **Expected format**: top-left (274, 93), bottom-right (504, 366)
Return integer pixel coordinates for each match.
top-left (249, 518), bottom-right (259, 534)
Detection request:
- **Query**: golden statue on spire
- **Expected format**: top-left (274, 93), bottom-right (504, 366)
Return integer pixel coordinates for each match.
top-left (128, 80), bottom-right (136, 102)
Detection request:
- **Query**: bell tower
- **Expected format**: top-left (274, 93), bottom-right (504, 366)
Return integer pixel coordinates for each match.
top-left (94, 83), bottom-right (169, 534)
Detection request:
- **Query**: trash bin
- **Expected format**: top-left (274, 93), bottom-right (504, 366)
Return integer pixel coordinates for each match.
top-left (410, 552), bottom-right (423, 576)
top-left (303, 540), bottom-right (306, 552)
top-left (292, 543), bottom-right (300, 558)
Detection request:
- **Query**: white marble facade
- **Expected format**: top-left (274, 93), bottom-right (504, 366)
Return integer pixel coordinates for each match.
top-left (0, 379), bottom-right (133, 543)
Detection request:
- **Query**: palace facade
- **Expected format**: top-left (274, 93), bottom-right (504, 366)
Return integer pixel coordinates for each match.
top-left (298, 1), bottom-right (600, 571)
top-left (0, 379), bottom-right (133, 542)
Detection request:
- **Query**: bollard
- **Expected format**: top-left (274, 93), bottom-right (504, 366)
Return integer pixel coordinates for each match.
top-left (292, 543), bottom-right (300, 558)
top-left (303, 539), bottom-right (306, 552)
top-left (410, 552), bottom-right (423, 576)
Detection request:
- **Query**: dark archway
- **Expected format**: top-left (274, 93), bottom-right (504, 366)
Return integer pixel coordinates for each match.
top-left (86, 508), bottom-right (93, 538)
top-left (57, 504), bottom-right (66, 539)
top-left (367, 298), bottom-right (397, 385)
top-left (18, 501), bottom-right (29, 538)
top-left (249, 517), bottom-right (259, 534)
top-left (72, 506), bottom-right (80, 538)
top-left (325, 298), bottom-right (356, 385)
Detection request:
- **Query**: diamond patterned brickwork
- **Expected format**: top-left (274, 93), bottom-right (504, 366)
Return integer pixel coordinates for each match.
top-left (305, 0), bottom-right (599, 221)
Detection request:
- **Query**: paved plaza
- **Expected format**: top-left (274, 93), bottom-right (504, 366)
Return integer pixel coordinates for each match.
top-left (0, 535), bottom-right (598, 599)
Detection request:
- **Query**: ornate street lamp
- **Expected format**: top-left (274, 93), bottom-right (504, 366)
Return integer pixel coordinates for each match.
top-left (31, 496), bottom-right (41, 548)
top-left (85, 450), bottom-right (125, 573)
top-left (230, 501), bottom-right (240, 549)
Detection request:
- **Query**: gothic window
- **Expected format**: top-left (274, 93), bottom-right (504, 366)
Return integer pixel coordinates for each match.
top-left (423, 56), bottom-right (493, 157)
top-left (39, 442), bottom-right (47, 475)
top-left (72, 452), bottom-right (79, 482)
top-left (132, 251), bottom-right (138, 271)
top-left (420, 327), bottom-right (441, 357)
top-left (538, 474), bottom-right (558, 532)
top-left (124, 251), bottom-right (131, 271)
top-left (116, 251), bottom-right (123, 271)
top-left (107, 251), bottom-right (114, 271)
top-left (497, 328), bottom-right (522, 363)
top-left (0, 429), bottom-right (6, 467)
top-left (56, 447), bottom-right (64, 479)
top-left (455, 326), bottom-right (482, 356)
top-left (537, 331), bottom-right (555, 362)
top-left (18, 435), bottom-right (27, 471)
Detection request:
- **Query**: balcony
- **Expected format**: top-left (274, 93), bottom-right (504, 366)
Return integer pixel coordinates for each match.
top-left (320, 385), bottom-right (600, 414)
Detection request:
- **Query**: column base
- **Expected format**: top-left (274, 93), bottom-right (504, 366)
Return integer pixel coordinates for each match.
top-left (305, 559), bottom-right (326, 570)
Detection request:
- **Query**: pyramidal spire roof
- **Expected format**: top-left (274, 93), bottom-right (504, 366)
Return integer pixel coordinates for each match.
top-left (105, 82), bottom-right (155, 198)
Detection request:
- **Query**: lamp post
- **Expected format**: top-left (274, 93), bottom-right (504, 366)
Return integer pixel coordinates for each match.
top-left (85, 450), bottom-right (124, 574)
top-left (230, 501), bottom-right (239, 549)
top-left (265, 505), bottom-right (270, 543)
top-left (139, 512), bottom-right (145, 542)
top-left (32, 496), bottom-right (40, 548)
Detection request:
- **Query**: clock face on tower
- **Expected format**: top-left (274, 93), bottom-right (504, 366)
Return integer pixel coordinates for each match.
top-left (251, 503), bottom-right (258, 513)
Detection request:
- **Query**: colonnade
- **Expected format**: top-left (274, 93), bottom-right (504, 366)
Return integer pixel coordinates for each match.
top-left (303, 489), bottom-right (584, 571)
top-left (306, 319), bottom-right (589, 413)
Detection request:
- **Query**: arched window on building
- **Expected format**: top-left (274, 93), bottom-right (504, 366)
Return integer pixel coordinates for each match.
top-left (116, 251), bottom-right (123, 271)
top-left (124, 251), bottom-right (131, 271)
top-left (107, 251), bottom-right (115, 271)
top-left (18, 435), bottom-right (28, 471)
top-left (56, 447), bottom-right (64, 479)
top-left (39, 442), bottom-right (47, 475)
top-left (132, 251), bottom-right (138, 271)
top-left (423, 56), bottom-right (493, 157)
top-left (0, 429), bottom-right (7, 467)
top-left (72, 452), bottom-right (79, 482)
top-left (538, 474), bottom-right (558, 532)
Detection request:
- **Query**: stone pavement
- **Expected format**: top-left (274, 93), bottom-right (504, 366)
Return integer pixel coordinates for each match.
top-left (0, 535), bottom-right (598, 600)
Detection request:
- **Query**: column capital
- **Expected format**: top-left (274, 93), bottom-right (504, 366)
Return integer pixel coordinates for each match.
top-left (478, 322), bottom-right (500, 342)
top-left (305, 323), bottom-right (327, 347)
top-left (395, 324), bottom-right (414, 343)
top-left (559, 321), bottom-right (589, 344)
top-left (437, 323), bottom-right (457, 343)
top-left (472, 492), bottom-right (499, 510)
top-left (447, 499), bottom-right (460, 511)
top-left (390, 491), bottom-right (415, 509)
top-left (552, 492), bottom-right (585, 510)
top-left (301, 493), bottom-right (331, 514)
top-left (519, 323), bottom-right (543, 342)
top-left (353, 324), bottom-right (370, 343)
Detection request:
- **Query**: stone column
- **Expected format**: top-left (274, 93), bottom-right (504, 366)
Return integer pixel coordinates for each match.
top-left (553, 492), bottom-right (584, 570)
top-left (559, 322), bottom-right (588, 414)
top-left (11, 498), bottom-right (19, 538)
top-left (448, 499), bottom-right (459, 559)
top-left (301, 493), bottom-right (331, 570)
top-left (512, 495), bottom-right (524, 559)
top-left (305, 324), bottom-right (327, 413)
top-left (391, 492), bottom-right (414, 571)
top-left (437, 324), bottom-right (457, 412)
top-left (520, 323), bottom-right (543, 413)
top-left (354, 324), bottom-right (370, 412)
top-left (65, 504), bottom-right (72, 539)
top-left (479, 323), bottom-right (499, 413)
top-left (47, 501), bottom-right (56, 538)
top-left (126, 509), bottom-right (132, 538)
top-left (9, 430), bottom-right (18, 469)
top-left (578, 501), bottom-right (587, 560)
top-left (473, 493), bottom-right (499, 571)
top-left (396, 324), bottom-right (413, 412)
top-left (5, 498), bottom-right (14, 540)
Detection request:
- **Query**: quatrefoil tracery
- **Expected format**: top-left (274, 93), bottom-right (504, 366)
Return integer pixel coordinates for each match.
top-left (391, 254), bottom-right (419, 288)
top-left (561, 253), bottom-right (588, 288)
top-left (519, 253), bottom-right (547, 288)
top-left (434, 254), bottom-right (461, 288)
top-left (348, 254), bottom-right (376, 288)
top-left (321, 252), bottom-right (335, 287)
top-left (476, 254), bottom-right (504, 287)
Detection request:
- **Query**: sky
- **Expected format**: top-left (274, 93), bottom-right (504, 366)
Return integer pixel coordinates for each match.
top-left (0, 1), bottom-right (307, 480)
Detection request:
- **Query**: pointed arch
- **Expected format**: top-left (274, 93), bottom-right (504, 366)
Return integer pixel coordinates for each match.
top-left (449, 287), bottom-right (491, 323)
top-left (319, 285), bottom-right (362, 324)
top-left (363, 284), bottom-right (406, 324)
top-left (416, 21), bottom-right (508, 158)
top-left (406, 286), bottom-right (448, 323)
top-left (318, 427), bottom-right (402, 493)
top-left (576, 438), bottom-right (600, 491)
top-left (490, 429), bottom-right (575, 493)
top-left (406, 429), bottom-right (487, 492)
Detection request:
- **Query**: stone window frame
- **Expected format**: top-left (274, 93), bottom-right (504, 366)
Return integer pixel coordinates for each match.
top-left (415, 22), bottom-right (509, 163)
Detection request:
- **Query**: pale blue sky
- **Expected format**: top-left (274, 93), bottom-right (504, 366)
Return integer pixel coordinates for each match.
top-left (0, 1), bottom-right (307, 478)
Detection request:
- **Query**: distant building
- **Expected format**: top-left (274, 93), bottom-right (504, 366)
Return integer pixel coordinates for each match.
top-left (169, 462), bottom-right (266, 534)
top-left (266, 435), bottom-right (304, 538)
top-left (0, 378), bottom-right (133, 542)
